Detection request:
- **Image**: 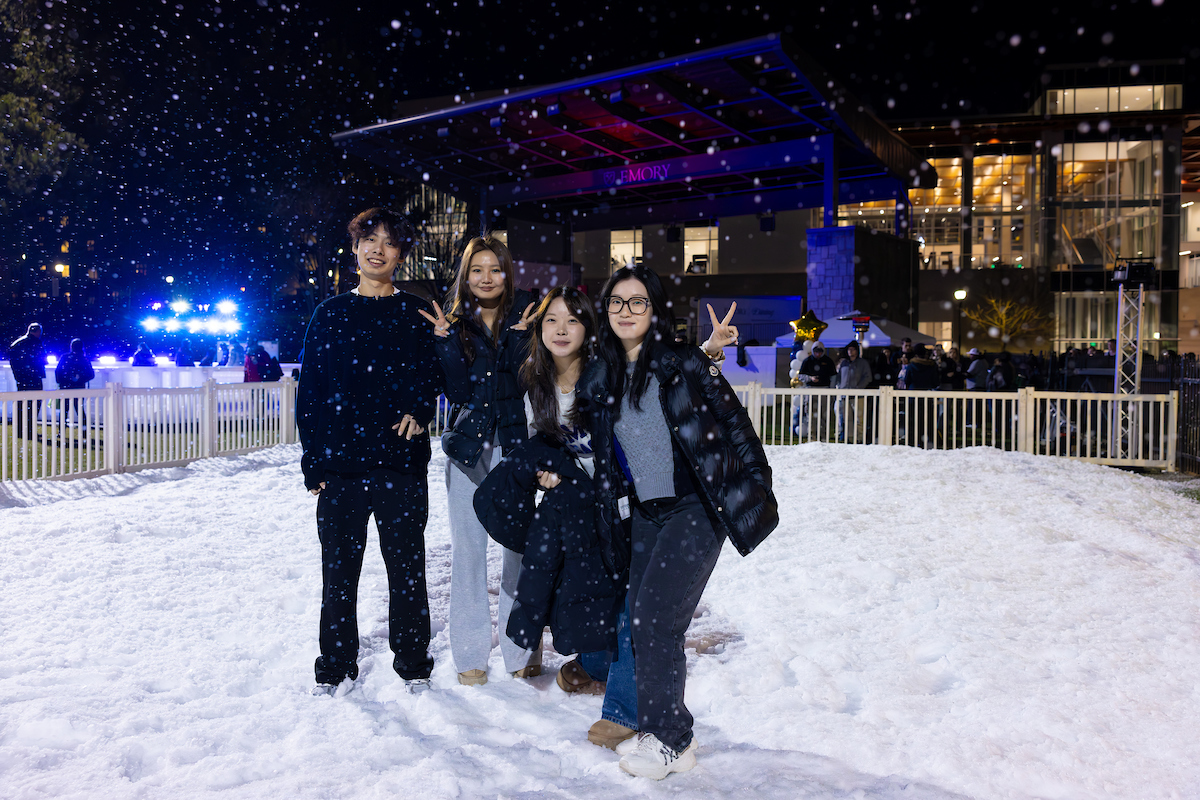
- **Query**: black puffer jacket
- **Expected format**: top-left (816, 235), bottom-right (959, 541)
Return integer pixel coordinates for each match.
top-left (473, 434), bottom-right (618, 655)
top-left (436, 288), bottom-right (536, 468)
top-left (578, 340), bottom-right (779, 575)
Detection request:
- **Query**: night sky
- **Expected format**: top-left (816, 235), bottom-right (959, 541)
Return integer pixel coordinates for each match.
top-left (3, 0), bottom-right (1195, 351)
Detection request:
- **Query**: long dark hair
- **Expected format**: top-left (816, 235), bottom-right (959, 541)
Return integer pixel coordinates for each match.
top-left (446, 236), bottom-right (516, 365)
top-left (596, 264), bottom-right (675, 413)
top-left (519, 286), bottom-right (597, 439)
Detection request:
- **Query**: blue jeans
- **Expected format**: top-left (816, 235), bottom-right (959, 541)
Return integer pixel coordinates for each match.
top-left (578, 650), bottom-right (610, 681)
top-left (598, 598), bottom-right (637, 729)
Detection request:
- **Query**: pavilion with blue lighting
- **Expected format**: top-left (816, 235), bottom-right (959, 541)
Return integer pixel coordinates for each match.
top-left (334, 34), bottom-right (937, 340)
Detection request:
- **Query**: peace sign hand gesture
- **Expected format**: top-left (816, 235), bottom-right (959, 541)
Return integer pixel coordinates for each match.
top-left (417, 301), bottom-right (451, 338)
top-left (703, 301), bottom-right (739, 356)
top-left (509, 302), bottom-right (537, 332)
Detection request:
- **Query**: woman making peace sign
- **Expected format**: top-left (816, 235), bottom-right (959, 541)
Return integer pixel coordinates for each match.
top-left (578, 264), bottom-right (777, 780)
top-left (421, 236), bottom-right (538, 686)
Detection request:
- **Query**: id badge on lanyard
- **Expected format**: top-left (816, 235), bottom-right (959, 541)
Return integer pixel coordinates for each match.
top-left (613, 438), bottom-right (634, 521)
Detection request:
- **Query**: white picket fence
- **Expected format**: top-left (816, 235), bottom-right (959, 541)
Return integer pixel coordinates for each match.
top-left (0, 380), bottom-right (1177, 482)
top-left (0, 379), bottom-right (291, 481)
top-left (734, 383), bottom-right (1178, 471)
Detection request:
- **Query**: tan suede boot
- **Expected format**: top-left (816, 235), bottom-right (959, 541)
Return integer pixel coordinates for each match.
top-left (458, 669), bottom-right (487, 686)
top-left (587, 719), bottom-right (637, 750)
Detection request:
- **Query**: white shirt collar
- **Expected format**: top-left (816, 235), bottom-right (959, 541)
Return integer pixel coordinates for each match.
top-left (351, 287), bottom-right (396, 298)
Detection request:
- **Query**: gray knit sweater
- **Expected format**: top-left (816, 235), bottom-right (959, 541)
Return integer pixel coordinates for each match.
top-left (613, 364), bottom-right (675, 502)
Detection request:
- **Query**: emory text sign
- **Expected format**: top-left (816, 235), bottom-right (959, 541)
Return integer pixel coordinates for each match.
top-left (602, 164), bottom-right (672, 186)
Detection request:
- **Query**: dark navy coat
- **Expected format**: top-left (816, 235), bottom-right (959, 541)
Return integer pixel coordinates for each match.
top-left (436, 288), bottom-right (536, 468)
top-left (473, 434), bottom-right (618, 655)
top-left (8, 334), bottom-right (45, 390)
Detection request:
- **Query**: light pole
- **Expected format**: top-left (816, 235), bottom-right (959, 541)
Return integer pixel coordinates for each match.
top-left (954, 289), bottom-right (967, 352)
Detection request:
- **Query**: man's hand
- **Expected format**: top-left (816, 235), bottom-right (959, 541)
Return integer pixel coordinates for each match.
top-left (417, 301), bottom-right (451, 338)
top-left (509, 302), bottom-right (537, 332)
top-left (702, 301), bottom-right (739, 355)
top-left (392, 414), bottom-right (424, 440)
top-left (310, 481), bottom-right (326, 497)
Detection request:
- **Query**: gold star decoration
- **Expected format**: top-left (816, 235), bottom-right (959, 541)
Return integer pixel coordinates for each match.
top-left (789, 310), bottom-right (828, 345)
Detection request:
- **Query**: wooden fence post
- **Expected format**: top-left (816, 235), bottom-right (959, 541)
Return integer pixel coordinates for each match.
top-left (1018, 387), bottom-right (1035, 455)
top-left (105, 383), bottom-right (125, 474)
top-left (877, 386), bottom-right (894, 444)
top-left (201, 380), bottom-right (216, 458)
top-left (280, 376), bottom-right (296, 444)
top-left (1167, 390), bottom-right (1179, 472)
top-left (749, 382), bottom-right (763, 438)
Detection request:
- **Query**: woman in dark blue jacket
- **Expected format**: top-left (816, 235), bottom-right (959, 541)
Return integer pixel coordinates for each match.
top-left (578, 264), bottom-right (778, 780)
top-left (422, 236), bottom-right (538, 687)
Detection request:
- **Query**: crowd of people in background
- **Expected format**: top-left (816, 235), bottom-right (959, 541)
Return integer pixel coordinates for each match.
top-left (864, 338), bottom-right (1025, 393)
top-left (805, 337), bottom-right (1198, 397)
top-left (2, 328), bottom-right (284, 390)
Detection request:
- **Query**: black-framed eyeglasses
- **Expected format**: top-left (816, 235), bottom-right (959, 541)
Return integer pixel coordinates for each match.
top-left (605, 296), bottom-right (651, 316)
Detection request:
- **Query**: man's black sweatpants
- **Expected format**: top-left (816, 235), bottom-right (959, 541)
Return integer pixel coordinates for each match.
top-left (315, 468), bottom-right (433, 684)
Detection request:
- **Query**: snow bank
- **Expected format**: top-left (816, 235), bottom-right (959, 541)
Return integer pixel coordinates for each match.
top-left (1, 444), bottom-right (1197, 799)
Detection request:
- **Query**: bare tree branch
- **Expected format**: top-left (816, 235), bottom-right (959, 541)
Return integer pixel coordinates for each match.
top-left (963, 296), bottom-right (1053, 351)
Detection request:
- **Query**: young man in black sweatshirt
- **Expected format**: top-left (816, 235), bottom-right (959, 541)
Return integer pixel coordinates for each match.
top-left (297, 207), bottom-right (444, 695)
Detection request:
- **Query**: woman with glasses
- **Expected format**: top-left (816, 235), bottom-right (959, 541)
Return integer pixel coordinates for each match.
top-left (420, 236), bottom-right (540, 686)
top-left (577, 264), bottom-right (778, 780)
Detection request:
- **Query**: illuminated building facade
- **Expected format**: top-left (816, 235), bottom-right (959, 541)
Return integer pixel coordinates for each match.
top-left (339, 40), bottom-right (1197, 358)
top-left (888, 60), bottom-right (1197, 353)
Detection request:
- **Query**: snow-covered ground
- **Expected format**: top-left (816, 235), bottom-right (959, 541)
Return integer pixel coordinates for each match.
top-left (1, 444), bottom-right (1198, 799)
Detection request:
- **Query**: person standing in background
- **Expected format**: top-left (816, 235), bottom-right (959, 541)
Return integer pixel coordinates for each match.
top-left (797, 341), bottom-right (836, 441)
top-left (228, 340), bottom-right (246, 371)
top-left (55, 338), bottom-right (96, 425)
top-left (9, 322), bottom-right (46, 437)
top-left (245, 344), bottom-right (283, 383)
top-left (131, 342), bottom-right (156, 366)
top-left (836, 340), bottom-right (872, 442)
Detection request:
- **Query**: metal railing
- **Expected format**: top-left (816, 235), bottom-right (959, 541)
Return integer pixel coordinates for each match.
top-left (734, 383), bottom-right (1178, 471)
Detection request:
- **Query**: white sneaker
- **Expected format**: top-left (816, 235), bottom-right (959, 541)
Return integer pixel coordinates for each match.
top-left (404, 678), bottom-right (432, 694)
top-left (615, 733), bottom-right (641, 756)
top-left (618, 733), bottom-right (697, 780)
top-left (312, 678), bottom-right (354, 698)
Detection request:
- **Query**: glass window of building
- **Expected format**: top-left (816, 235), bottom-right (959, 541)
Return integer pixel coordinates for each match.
top-left (907, 154), bottom-right (1036, 271)
top-left (910, 157), bottom-right (963, 269)
top-left (1042, 83), bottom-right (1183, 115)
top-left (610, 228), bottom-right (642, 270)
top-left (1052, 138), bottom-right (1164, 268)
top-left (1056, 291), bottom-right (1163, 351)
top-left (683, 223), bottom-right (719, 274)
top-left (970, 153), bottom-right (1034, 269)
top-left (838, 201), bottom-right (896, 235)
top-left (397, 185), bottom-right (473, 282)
